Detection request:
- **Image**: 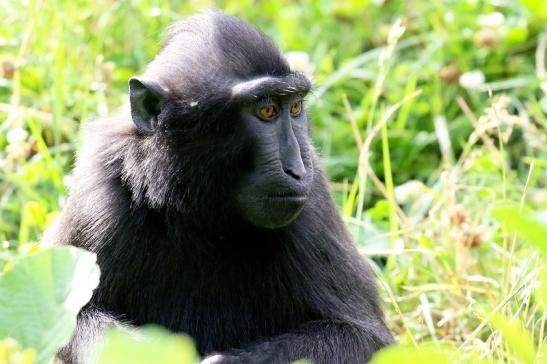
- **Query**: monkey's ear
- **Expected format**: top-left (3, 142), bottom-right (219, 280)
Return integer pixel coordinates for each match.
top-left (129, 77), bottom-right (168, 133)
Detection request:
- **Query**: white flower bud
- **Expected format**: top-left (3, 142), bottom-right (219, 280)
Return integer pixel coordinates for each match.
top-left (478, 12), bottom-right (505, 28)
top-left (285, 51), bottom-right (314, 80)
top-left (6, 127), bottom-right (28, 144)
top-left (148, 7), bottom-right (161, 17)
top-left (394, 180), bottom-right (425, 205)
top-left (459, 70), bottom-right (485, 89)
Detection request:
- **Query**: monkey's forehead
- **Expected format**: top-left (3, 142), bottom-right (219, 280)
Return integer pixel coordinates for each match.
top-left (230, 73), bottom-right (311, 102)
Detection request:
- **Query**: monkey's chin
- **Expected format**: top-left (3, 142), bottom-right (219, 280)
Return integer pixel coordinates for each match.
top-left (238, 195), bottom-right (307, 229)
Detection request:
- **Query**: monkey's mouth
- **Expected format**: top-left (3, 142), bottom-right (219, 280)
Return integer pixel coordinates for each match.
top-left (268, 195), bottom-right (306, 201)
top-left (266, 190), bottom-right (307, 204)
top-left (236, 186), bottom-right (309, 229)
top-left (267, 190), bottom-right (306, 199)
top-left (267, 196), bottom-right (307, 209)
top-left (265, 192), bottom-right (307, 213)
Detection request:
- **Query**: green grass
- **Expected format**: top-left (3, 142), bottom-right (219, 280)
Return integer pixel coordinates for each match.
top-left (1, 0), bottom-right (546, 362)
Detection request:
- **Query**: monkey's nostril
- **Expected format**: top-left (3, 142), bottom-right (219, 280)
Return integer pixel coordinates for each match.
top-left (284, 167), bottom-right (305, 180)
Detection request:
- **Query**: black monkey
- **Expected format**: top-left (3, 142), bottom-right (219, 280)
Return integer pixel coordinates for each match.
top-left (45, 10), bottom-right (394, 364)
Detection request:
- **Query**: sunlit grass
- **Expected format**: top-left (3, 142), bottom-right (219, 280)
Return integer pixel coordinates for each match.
top-left (0, 0), bottom-right (546, 362)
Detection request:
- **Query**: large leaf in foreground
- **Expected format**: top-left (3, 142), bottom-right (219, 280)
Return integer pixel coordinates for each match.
top-left (369, 343), bottom-right (488, 364)
top-left (98, 326), bottom-right (198, 364)
top-left (0, 246), bottom-right (100, 364)
top-left (369, 345), bottom-right (455, 364)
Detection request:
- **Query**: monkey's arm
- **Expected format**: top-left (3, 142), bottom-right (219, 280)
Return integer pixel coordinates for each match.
top-left (57, 306), bottom-right (129, 364)
top-left (217, 319), bottom-right (393, 364)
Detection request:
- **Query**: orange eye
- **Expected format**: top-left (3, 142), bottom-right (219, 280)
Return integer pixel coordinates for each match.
top-left (290, 100), bottom-right (302, 116)
top-left (257, 105), bottom-right (276, 120)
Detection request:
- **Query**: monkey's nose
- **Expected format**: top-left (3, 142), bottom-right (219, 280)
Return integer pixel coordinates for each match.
top-left (283, 163), bottom-right (306, 181)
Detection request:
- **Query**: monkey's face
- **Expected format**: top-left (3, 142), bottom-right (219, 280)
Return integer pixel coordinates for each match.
top-left (128, 31), bottom-right (313, 228)
top-left (234, 94), bottom-right (314, 229)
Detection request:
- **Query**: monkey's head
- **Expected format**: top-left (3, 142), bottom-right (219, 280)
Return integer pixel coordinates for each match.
top-left (125, 11), bottom-right (314, 229)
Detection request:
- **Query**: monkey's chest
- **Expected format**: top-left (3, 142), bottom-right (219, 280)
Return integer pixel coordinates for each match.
top-left (101, 258), bottom-right (318, 354)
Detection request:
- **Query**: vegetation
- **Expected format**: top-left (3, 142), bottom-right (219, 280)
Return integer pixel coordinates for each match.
top-left (0, 0), bottom-right (546, 363)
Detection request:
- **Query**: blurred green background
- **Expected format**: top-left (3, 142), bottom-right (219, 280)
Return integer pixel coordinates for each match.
top-left (0, 0), bottom-right (546, 363)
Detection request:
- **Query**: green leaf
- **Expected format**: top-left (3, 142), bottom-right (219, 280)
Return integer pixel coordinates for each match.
top-left (492, 205), bottom-right (547, 255)
top-left (0, 246), bottom-right (100, 364)
top-left (519, 0), bottom-right (547, 21)
top-left (369, 345), bottom-right (455, 364)
top-left (368, 200), bottom-right (391, 220)
top-left (98, 326), bottom-right (199, 364)
top-left (490, 314), bottom-right (537, 364)
top-left (505, 26), bottom-right (528, 46)
top-left (370, 343), bottom-right (489, 364)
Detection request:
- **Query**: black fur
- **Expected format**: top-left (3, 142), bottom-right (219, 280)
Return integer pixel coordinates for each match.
top-left (47, 11), bottom-right (393, 364)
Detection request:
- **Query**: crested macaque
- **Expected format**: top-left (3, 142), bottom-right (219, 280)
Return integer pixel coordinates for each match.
top-left (46, 10), bottom-right (394, 364)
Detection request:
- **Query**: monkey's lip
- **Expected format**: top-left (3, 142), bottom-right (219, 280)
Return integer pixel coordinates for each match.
top-left (266, 193), bottom-right (307, 204)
